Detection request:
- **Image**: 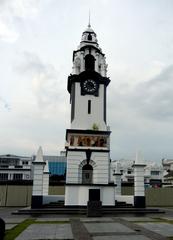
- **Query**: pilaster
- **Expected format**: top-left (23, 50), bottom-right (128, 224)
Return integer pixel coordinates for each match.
top-left (43, 160), bottom-right (50, 196)
top-left (132, 152), bottom-right (146, 208)
top-left (113, 162), bottom-right (122, 196)
top-left (31, 147), bottom-right (46, 209)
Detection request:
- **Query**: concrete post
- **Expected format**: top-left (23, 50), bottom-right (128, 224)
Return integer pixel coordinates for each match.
top-left (113, 162), bottom-right (122, 196)
top-left (132, 151), bottom-right (146, 208)
top-left (43, 160), bottom-right (50, 196)
top-left (31, 146), bottom-right (46, 209)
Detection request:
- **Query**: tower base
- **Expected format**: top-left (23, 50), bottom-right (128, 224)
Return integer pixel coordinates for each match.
top-left (31, 195), bottom-right (43, 209)
top-left (65, 184), bottom-right (115, 206)
top-left (87, 200), bottom-right (102, 217)
top-left (134, 196), bottom-right (146, 208)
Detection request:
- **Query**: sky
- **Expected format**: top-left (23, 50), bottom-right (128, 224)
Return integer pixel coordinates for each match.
top-left (1, 0), bottom-right (173, 162)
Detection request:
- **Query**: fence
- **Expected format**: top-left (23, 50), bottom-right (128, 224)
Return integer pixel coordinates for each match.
top-left (0, 184), bottom-right (173, 207)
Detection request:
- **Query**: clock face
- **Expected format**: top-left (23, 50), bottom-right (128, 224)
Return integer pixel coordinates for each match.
top-left (83, 79), bottom-right (97, 94)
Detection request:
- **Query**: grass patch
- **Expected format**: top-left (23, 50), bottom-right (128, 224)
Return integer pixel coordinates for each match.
top-left (133, 220), bottom-right (163, 223)
top-left (133, 217), bottom-right (173, 224)
top-left (4, 219), bottom-right (35, 240)
top-left (4, 219), bottom-right (70, 240)
top-left (152, 218), bottom-right (173, 224)
top-left (132, 217), bottom-right (164, 223)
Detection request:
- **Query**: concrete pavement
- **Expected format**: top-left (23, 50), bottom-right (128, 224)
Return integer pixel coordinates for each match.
top-left (1, 207), bottom-right (173, 239)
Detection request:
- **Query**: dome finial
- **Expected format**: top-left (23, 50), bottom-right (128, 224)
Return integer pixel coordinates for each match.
top-left (88, 9), bottom-right (91, 28)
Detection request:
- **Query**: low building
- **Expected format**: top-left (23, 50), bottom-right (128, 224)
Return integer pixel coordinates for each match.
top-left (111, 159), bottom-right (164, 187)
top-left (162, 158), bottom-right (173, 171)
top-left (0, 152), bottom-right (67, 182)
top-left (0, 154), bottom-right (32, 181)
top-left (162, 158), bottom-right (173, 185)
top-left (144, 163), bottom-right (164, 187)
top-left (32, 151), bottom-right (67, 181)
top-left (43, 155), bottom-right (66, 177)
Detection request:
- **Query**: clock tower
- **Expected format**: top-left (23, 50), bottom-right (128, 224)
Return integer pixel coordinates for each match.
top-left (65, 23), bottom-right (115, 206)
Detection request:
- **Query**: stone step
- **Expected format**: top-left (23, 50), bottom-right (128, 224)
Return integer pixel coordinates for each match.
top-left (13, 207), bottom-right (165, 215)
top-left (115, 201), bottom-right (133, 208)
top-left (43, 201), bottom-right (65, 208)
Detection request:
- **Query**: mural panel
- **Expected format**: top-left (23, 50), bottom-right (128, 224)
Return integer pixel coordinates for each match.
top-left (68, 134), bottom-right (108, 147)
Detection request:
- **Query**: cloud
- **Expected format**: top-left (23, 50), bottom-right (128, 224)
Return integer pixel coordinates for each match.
top-left (109, 65), bottom-right (173, 123)
top-left (131, 65), bottom-right (173, 121)
top-left (16, 52), bottom-right (67, 111)
top-left (0, 0), bottom-right (40, 43)
top-left (106, 64), bottom-right (173, 160)
top-left (1, 51), bottom-right (69, 155)
top-left (0, 0), bottom-right (40, 18)
top-left (0, 21), bottom-right (19, 43)
top-left (0, 97), bottom-right (10, 111)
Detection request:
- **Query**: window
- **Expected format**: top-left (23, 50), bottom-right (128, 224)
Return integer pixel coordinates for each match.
top-left (22, 161), bottom-right (28, 165)
top-left (151, 171), bottom-right (159, 176)
top-left (88, 34), bottom-right (92, 41)
top-left (13, 174), bottom-right (23, 180)
top-left (0, 165), bottom-right (8, 168)
top-left (85, 173), bottom-right (90, 179)
top-left (0, 173), bottom-right (8, 181)
top-left (49, 162), bottom-right (66, 175)
top-left (15, 165), bottom-right (23, 168)
top-left (88, 100), bottom-right (91, 114)
top-left (82, 164), bottom-right (93, 184)
top-left (85, 54), bottom-right (95, 71)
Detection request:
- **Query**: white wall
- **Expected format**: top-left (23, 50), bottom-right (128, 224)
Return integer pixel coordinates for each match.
top-left (116, 195), bottom-right (134, 205)
top-left (134, 167), bottom-right (145, 196)
top-left (66, 151), bottom-right (110, 185)
top-left (32, 164), bottom-right (44, 196)
top-left (71, 83), bottom-right (106, 130)
top-left (65, 185), bottom-right (115, 206)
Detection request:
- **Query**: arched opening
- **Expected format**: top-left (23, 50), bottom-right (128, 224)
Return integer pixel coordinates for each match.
top-left (85, 54), bottom-right (95, 71)
top-left (82, 164), bottom-right (93, 184)
top-left (88, 34), bottom-right (92, 41)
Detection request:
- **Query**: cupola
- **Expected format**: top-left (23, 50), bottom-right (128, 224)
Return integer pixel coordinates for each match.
top-left (81, 23), bottom-right (98, 43)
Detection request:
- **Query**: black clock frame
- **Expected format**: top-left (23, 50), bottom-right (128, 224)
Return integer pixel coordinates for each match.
top-left (81, 79), bottom-right (99, 96)
top-left (67, 71), bottom-right (110, 94)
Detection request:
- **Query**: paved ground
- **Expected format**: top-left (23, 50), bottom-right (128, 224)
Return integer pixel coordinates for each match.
top-left (16, 224), bottom-right (73, 240)
top-left (1, 207), bottom-right (173, 239)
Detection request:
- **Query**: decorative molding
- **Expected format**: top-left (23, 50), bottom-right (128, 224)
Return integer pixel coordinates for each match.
top-left (73, 46), bottom-right (104, 61)
top-left (66, 148), bottom-right (110, 153)
top-left (66, 183), bottom-right (116, 186)
top-left (66, 128), bottom-right (111, 138)
top-left (79, 159), bottom-right (97, 169)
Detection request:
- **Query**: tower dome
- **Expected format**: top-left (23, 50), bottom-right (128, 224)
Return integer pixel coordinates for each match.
top-left (81, 23), bottom-right (98, 44)
top-left (72, 23), bottom-right (108, 77)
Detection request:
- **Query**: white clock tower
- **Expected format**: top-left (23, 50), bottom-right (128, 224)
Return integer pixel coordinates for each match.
top-left (65, 22), bottom-right (115, 206)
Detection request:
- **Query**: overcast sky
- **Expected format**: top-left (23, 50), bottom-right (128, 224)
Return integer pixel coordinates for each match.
top-left (1, 0), bottom-right (173, 162)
